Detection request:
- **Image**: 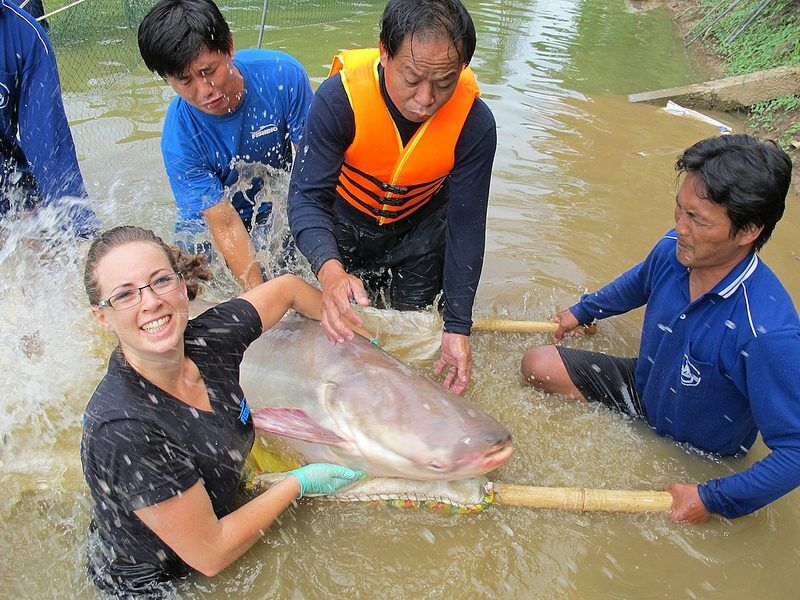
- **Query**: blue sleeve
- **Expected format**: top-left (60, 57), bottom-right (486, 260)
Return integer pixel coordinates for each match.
top-left (441, 99), bottom-right (496, 335)
top-left (569, 241), bottom-right (663, 325)
top-left (161, 106), bottom-right (224, 220)
top-left (284, 61), bottom-right (313, 145)
top-left (698, 330), bottom-right (800, 518)
top-left (287, 75), bottom-right (353, 274)
top-left (17, 29), bottom-right (85, 202)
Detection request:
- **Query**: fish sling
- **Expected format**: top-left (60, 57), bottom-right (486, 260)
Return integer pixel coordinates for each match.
top-left (238, 315), bottom-right (669, 514)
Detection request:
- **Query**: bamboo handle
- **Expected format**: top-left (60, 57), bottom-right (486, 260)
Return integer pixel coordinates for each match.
top-left (473, 319), bottom-right (559, 334)
top-left (473, 319), bottom-right (599, 335)
top-left (493, 483), bottom-right (673, 512)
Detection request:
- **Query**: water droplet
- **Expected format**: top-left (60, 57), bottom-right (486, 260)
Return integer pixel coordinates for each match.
top-left (419, 527), bottom-right (435, 544)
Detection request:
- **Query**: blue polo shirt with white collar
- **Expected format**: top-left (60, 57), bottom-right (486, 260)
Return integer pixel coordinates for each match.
top-left (570, 230), bottom-right (800, 519)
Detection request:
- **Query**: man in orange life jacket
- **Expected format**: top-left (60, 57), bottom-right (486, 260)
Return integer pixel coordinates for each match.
top-left (288, 0), bottom-right (497, 394)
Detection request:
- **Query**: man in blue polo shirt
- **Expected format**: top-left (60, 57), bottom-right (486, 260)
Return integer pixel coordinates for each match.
top-left (1, 0), bottom-right (97, 238)
top-left (521, 134), bottom-right (800, 523)
top-left (138, 0), bottom-right (312, 290)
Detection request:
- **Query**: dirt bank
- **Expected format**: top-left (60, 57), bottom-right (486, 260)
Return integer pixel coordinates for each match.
top-left (668, 0), bottom-right (800, 192)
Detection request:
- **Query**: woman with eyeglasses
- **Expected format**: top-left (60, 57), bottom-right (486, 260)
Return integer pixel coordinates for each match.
top-left (81, 226), bottom-right (364, 595)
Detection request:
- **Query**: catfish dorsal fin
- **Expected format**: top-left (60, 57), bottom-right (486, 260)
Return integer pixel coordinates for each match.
top-left (251, 407), bottom-right (348, 447)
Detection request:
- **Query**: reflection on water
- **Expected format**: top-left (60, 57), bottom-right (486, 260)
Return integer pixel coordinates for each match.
top-left (3, 0), bottom-right (799, 597)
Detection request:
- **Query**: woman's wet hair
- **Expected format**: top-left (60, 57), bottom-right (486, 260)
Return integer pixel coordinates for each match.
top-left (138, 0), bottom-right (232, 78)
top-left (84, 226), bottom-right (212, 306)
top-left (379, 0), bottom-right (476, 65)
top-left (676, 134), bottom-right (793, 252)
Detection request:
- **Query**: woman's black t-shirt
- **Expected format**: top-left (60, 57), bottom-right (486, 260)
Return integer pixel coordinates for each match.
top-left (81, 298), bottom-right (262, 590)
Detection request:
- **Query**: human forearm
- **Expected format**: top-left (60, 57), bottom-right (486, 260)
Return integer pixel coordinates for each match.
top-left (293, 227), bottom-right (342, 275)
top-left (240, 274), bottom-right (323, 330)
top-left (570, 262), bottom-right (650, 324)
top-left (205, 201), bottom-right (263, 290)
top-left (20, 58), bottom-right (86, 201)
top-left (201, 476), bottom-right (301, 576)
top-left (135, 477), bottom-right (301, 578)
top-left (699, 447), bottom-right (800, 519)
top-left (287, 76), bottom-right (352, 272)
top-left (442, 102), bottom-right (495, 335)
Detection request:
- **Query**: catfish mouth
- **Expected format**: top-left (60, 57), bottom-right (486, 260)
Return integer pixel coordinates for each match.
top-left (355, 435), bottom-right (514, 481)
top-left (446, 436), bottom-right (514, 478)
top-left (480, 440), bottom-right (514, 471)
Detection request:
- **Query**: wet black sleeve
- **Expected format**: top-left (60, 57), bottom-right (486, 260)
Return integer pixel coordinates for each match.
top-left (287, 74), bottom-right (355, 275)
top-left (442, 98), bottom-right (497, 335)
top-left (85, 418), bottom-right (198, 511)
top-left (187, 298), bottom-right (263, 365)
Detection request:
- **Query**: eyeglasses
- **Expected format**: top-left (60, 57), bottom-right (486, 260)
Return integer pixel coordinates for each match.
top-left (97, 272), bottom-right (183, 310)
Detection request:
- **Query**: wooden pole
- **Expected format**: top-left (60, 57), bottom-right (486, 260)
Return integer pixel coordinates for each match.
top-left (472, 318), bottom-right (559, 334)
top-left (493, 483), bottom-right (673, 512)
top-left (473, 319), bottom-right (598, 336)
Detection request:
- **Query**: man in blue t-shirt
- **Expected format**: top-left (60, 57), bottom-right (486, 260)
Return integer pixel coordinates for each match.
top-left (1, 0), bottom-right (97, 238)
top-left (138, 0), bottom-right (312, 290)
top-left (521, 135), bottom-right (800, 523)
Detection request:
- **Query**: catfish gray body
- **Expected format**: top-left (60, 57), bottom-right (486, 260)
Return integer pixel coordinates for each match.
top-left (240, 317), bottom-right (513, 480)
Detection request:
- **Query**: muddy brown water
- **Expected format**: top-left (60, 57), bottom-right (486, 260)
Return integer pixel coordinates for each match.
top-left (2, 0), bottom-right (799, 597)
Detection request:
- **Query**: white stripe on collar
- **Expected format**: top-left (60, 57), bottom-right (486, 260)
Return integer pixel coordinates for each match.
top-left (741, 283), bottom-right (758, 337)
top-left (718, 254), bottom-right (759, 298)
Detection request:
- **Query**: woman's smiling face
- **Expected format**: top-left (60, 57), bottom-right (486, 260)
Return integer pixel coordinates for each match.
top-left (91, 241), bottom-right (189, 361)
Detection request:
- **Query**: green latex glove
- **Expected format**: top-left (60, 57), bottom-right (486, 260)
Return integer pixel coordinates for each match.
top-left (288, 463), bottom-right (366, 498)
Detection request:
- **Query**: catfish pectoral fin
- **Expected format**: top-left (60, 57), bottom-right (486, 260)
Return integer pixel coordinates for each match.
top-left (252, 407), bottom-right (349, 447)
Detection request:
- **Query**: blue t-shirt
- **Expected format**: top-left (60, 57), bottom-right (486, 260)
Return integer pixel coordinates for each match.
top-left (571, 231), bottom-right (800, 518)
top-left (161, 49), bottom-right (313, 234)
top-left (1, 0), bottom-right (96, 236)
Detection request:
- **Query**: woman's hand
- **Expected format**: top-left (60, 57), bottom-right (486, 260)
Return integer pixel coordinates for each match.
top-left (288, 463), bottom-right (366, 497)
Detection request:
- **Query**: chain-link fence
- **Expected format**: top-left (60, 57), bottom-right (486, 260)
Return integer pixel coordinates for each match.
top-left (28, 0), bottom-right (362, 156)
top-left (39, 0), bottom-right (357, 86)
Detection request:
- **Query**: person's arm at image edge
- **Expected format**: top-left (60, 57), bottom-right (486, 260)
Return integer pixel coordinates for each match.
top-left (204, 199), bottom-right (264, 291)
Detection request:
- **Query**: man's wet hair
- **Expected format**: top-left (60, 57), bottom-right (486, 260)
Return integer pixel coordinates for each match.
top-left (676, 134), bottom-right (792, 252)
top-left (379, 0), bottom-right (476, 65)
top-left (138, 0), bottom-right (232, 78)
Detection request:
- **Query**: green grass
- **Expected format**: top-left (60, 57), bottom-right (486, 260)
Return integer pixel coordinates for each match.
top-left (690, 0), bottom-right (800, 146)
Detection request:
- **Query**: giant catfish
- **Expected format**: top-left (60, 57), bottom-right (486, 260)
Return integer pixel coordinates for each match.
top-left (240, 317), bottom-right (513, 480)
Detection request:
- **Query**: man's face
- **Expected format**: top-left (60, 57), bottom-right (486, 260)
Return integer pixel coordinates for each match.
top-left (380, 34), bottom-right (464, 123)
top-left (165, 47), bottom-right (244, 116)
top-left (673, 174), bottom-right (760, 271)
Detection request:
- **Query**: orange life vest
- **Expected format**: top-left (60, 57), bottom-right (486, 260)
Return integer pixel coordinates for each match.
top-left (329, 48), bottom-right (480, 225)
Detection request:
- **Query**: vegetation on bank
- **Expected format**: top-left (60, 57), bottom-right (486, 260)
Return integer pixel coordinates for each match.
top-left (682, 0), bottom-right (800, 151)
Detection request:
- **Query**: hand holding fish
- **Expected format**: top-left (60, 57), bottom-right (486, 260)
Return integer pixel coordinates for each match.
top-left (435, 332), bottom-right (472, 395)
top-left (317, 259), bottom-right (369, 344)
top-left (288, 463), bottom-right (366, 497)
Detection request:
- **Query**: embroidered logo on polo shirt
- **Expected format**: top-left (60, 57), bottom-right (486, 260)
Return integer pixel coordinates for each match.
top-left (238, 398), bottom-right (251, 425)
top-left (0, 82), bottom-right (10, 110)
top-left (251, 124), bottom-right (278, 139)
top-left (680, 354), bottom-right (701, 387)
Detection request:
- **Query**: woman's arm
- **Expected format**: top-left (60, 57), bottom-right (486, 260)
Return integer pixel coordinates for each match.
top-left (133, 463), bottom-right (363, 576)
top-left (240, 274), bottom-right (373, 339)
top-left (239, 274), bottom-right (323, 330)
top-left (134, 476), bottom-right (300, 577)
